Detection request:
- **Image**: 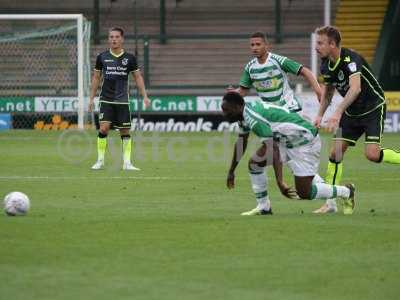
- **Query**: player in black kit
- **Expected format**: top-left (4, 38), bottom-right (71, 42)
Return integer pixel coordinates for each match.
top-left (88, 27), bottom-right (150, 170)
top-left (313, 26), bottom-right (400, 214)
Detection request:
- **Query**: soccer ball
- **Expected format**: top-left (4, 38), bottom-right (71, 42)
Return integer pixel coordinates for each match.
top-left (3, 192), bottom-right (30, 216)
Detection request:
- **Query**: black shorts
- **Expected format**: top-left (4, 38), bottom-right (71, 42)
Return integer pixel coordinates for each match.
top-left (334, 104), bottom-right (386, 146)
top-left (99, 101), bottom-right (131, 129)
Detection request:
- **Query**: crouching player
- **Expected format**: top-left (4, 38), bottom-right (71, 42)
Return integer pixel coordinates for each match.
top-left (222, 92), bottom-right (355, 214)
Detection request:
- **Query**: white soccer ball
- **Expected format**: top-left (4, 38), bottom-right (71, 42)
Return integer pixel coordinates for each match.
top-left (3, 192), bottom-right (30, 216)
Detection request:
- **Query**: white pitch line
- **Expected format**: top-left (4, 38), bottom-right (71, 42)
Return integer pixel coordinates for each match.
top-left (0, 176), bottom-right (396, 182)
top-left (0, 176), bottom-right (223, 181)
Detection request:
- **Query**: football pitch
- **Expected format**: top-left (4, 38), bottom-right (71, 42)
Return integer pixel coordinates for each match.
top-left (0, 130), bottom-right (399, 300)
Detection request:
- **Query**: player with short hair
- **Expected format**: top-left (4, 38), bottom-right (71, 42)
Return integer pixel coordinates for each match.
top-left (226, 31), bottom-right (323, 215)
top-left (232, 31), bottom-right (322, 108)
top-left (88, 27), bottom-right (150, 170)
top-left (313, 25), bottom-right (400, 214)
top-left (222, 91), bottom-right (355, 214)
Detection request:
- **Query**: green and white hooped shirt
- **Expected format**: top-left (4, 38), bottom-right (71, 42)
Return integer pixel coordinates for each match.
top-left (238, 101), bottom-right (318, 149)
top-left (240, 52), bottom-right (303, 112)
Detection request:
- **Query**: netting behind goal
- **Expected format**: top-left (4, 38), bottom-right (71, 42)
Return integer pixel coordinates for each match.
top-left (0, 16), bottom-right (91, 130)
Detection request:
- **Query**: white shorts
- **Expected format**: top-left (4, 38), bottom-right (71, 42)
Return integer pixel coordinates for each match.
top-left (279, 135), bottom-right (321, 177)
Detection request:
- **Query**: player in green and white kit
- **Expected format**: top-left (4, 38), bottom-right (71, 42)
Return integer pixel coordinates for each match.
top-left (226, 32), bottom-right (323, 215)
top-left (222, 92), bottom-right (355, 214)
top-left (231, 32), bottom-right (322, 110)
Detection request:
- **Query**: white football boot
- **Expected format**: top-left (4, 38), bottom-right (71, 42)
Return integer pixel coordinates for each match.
top-left (241, 207), bottom-right (273, 216)
top-left (313, 199), bottom-right (338, 214)
top-left (122, 162), bottom-right (141, 171)
top-left (91, 160), bottom-right (104, 170)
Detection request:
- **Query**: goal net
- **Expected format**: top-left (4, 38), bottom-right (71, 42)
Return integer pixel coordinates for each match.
top-left (0, 14), bottom-right (91, 130)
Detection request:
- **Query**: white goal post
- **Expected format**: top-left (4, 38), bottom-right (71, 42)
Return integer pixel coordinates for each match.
top-left (310, 0), bottom-right (330, 78)
top-left (0, 14), bottom-right (90, 130)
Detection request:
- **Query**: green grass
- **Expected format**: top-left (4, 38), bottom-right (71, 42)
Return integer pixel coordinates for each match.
top-left (0, 130), bottom-right (399, 300)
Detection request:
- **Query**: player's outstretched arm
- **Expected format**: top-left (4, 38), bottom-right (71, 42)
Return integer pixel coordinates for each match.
top-left (314, 84), bottom-right (335, 128)
top-left (272, 142), bottom-right (298, 199)
top-left (227, 133), bottom-right (249, 189)
top-left (327, 74), bottom-right (361, 132)
top-left (299, 67), bottom-right (322, 102)
top-left (88, 70), bottom-right (101, 112)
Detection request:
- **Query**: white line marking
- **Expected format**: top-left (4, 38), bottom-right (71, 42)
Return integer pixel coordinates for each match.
top-left (0, 176), bottom-right (396, 182)
top-left (0, 176), bottom-right (223, 181)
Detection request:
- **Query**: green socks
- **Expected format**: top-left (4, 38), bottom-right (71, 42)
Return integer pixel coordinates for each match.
top-left (121, 135), bottom-right (132, 163)
top-left (97, 133), bottom-right (107, 162)
top-left (96, 133), bottom-right (133, 164)
top-left (310, 183), bottom-right (350, 200)
top-left (380, 148), bottom-right (400, 164)
top-left (325, 159), bottom-right (343, 185)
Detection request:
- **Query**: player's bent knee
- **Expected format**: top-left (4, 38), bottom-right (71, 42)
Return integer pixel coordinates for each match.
top-left (329, 144), bottom-right (348, 162)
top-left (298, 191), bottom-right (310, 200)
top-left (295, 185), bottom-right (312, 199)
top-left (365, 150), bottom-right (381, 162)
top-left (99, 128), bottom-right (109, 136)
top-left (119, 128), bottom-right (130, 136)
top-left (329, 151), bottom-right (343, 163)
top-left (248, 159), bottom-right (265, 173)
top-left (99, 124), bottom-right (110, 135)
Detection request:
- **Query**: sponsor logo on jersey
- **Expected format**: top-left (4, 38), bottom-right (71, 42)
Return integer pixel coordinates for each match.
top-left (104, 60), bottom-right (114, 62)
top-left (257, 78), bottom-right (280, 89)
top-left (122, 58), bottom-right (128, 66)
top-left (338, 70), bottom-right (345, 81)
top-left (344, 56), bottom-right (351, 62)
top-left (258, 80), bottom-right (273, 89)
top-left (348, 62), bottom-right (357, 73)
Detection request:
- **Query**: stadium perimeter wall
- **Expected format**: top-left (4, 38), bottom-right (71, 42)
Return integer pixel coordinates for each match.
top-left (1, 92), bottom-right (400, 132)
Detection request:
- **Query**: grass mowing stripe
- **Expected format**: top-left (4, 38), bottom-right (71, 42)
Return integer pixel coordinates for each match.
top-left (0, 131), bottom-right (399, 300)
